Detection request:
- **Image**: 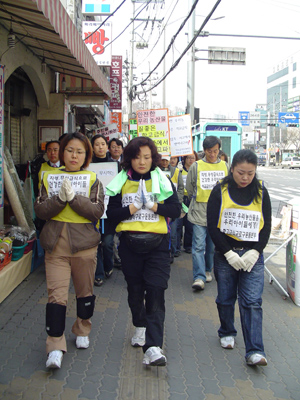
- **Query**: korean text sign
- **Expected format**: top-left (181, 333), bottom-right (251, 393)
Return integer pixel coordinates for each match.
top-left (82, 21), bottom-right (112, 66)
top-left (169, 114), bottom-right (193, 157)
top-left (110, 56), bottom-right (122, 110)
top-left (136, 109), bottom-right (170, 155)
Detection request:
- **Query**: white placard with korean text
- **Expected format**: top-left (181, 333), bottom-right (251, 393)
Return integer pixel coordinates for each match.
top-left (46, 174), bottom-right (91, 198)
top-left (220, 208), bottom-right (261, 242)
top-left (121, 192), bottom-right (159, 223)
top-left (169, 114), bottom-right (193, 157)
top-left (88, 162), bottom-right (119, 218)
top-left (200, 170), bottom-right (226, 190)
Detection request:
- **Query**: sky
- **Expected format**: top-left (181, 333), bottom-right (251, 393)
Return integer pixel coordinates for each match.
top-left (109, 0), bottom-right (300, 122)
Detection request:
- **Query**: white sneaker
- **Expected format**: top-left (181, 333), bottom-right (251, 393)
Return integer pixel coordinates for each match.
top-left (76, 336), bottom-right (89, 349)
top-left (192, 279), bottom-right (205, 290)
top-left (143, 346), bottom-right (166, 366)
top-left (220, 336), bottom-right (235, 349)
top-left (206, 271), bottom-right (213, 282)
top-left (131, 327), bottom-right (146, 347)
top-left (246, 353), bottom-right (267, 366)
top-left (46, 350), bottom-right (63, 369)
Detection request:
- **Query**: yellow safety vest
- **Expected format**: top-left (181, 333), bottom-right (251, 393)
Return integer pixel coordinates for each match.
top-left (116, 178), bottom-right (167, 234)
top-left (217, 182), bottom-right (264, 242)
top-left (38, 162), bottom-right (59, 188)
top-left (196, 160), bottom-right (228, 203)
top-left (161, 168), bottom-right (179, 190)
top-left (43, 169), bottom-right (97, 223)
top-left (182, 168), bottom-right (188, 196)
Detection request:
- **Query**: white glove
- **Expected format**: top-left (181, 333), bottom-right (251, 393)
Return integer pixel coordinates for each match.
top-left (133, 179), bottom-right (144, 210)
top-left (62, 178), bottom-right (75, 202)
top-left (241, 249), bottom-right (260, 272)
top-left (224, 250), bottom-right (246, 271)
top-left (142, 179), bottom-right (154, 209)
top-left (58, 183), bottom-right (67, 202)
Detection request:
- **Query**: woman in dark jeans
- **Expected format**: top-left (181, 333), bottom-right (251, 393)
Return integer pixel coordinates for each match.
top-left (106, 137), bottom-right (180, 367)
top-left (207, 149), bottom-right (271, 366)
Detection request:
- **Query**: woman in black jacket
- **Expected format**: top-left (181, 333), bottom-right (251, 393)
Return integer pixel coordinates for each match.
top-left (106, 136), bottom-right (181, 367)
top-left (207, 149), bottom-right (271, 366)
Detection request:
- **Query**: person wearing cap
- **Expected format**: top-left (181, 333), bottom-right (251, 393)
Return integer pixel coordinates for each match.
top-left (159, 155), bottom-right (184, 263)
top-left (186, 136), bottom-right (228, 291)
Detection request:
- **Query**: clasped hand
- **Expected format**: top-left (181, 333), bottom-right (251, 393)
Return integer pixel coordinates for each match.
top-left (58, 178), bottom-right (75, 202)
top-left (133, 179), bottom-right (155, 210)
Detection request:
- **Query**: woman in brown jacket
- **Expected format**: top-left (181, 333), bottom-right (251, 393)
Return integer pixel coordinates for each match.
top-left (34, 132), bottom-right (104, 369)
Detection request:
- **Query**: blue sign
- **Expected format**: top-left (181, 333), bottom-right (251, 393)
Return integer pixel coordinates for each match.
top-left (239, 111), bottom-right (250, 126)
top-left (278, 112), bottom-right (299, 124)
top-left (206, 125), bottom-right (238, 132)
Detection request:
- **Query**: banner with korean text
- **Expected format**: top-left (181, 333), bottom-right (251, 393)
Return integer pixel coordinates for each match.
top-left (169, 114), bottom-right (193, 157)
top-left (110, 56), bottom-right (122, 110)
top-left (137, 109), bottom-right (170, 156)
top-left (96, 123), bottom-right (119, 142)
top-left (82, 21), bottom-right (112, 66)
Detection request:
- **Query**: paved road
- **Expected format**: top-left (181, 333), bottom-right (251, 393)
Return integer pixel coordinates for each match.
top-left (0, 244), bottom-right (300, 399)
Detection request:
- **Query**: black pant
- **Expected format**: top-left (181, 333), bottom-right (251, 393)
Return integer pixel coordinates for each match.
top-left (119, 234), bottom-right (171, 352)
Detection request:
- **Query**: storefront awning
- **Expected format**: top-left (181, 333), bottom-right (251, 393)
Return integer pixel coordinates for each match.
top-left (0, 0), bottom-right (111, 97)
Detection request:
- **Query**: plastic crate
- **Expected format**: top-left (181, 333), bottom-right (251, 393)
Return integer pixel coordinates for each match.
top-left (24, 238), bottom-right (36, 254)
top-left (12, 244), bottom-right (27, 261)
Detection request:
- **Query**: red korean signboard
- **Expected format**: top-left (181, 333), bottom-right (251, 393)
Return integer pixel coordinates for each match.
top-left (110, 56), bottom-right (122, 110)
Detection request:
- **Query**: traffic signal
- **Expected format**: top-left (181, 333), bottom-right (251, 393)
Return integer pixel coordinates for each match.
top-left (287, 123), bottom-right (299, 127)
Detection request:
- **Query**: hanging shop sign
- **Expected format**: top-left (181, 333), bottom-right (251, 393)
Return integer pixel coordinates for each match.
top-left (110, 56), bottom-right (122, 110)
top-left (110, 111), bottom-right (122, 134)
top-left (137, 109), bottom-right (170, 156)
top-left (169, 114), bottom-right (193, 157)
top-left (82, 21), bottom-right (112, 66)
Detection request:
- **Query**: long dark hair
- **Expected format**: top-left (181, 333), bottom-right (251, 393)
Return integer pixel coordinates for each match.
top-left (121, 136), bottom-right (161, 171)
top-left (221, 149), bottom-right (262, 202)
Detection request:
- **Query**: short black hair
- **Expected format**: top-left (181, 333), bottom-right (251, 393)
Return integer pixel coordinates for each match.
top-left (108, 138), bottom-right (123, 149)
top-left (203, 136), bottom-right (221, 150)
top-left (45, 140), bottom-right (60, 151)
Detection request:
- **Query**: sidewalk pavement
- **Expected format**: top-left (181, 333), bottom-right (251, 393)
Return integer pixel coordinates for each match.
top-left (0, 243), bottom-right (300, 400)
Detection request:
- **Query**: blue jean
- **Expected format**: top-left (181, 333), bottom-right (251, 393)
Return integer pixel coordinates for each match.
top-left (177, 214), bottom-right (193, 251)
top-left (192, 224), bottom-right (214, 281)
top-left (214, 250), bottom-right (266, 359)
top-left (95, 233), bottom-right (114, 280)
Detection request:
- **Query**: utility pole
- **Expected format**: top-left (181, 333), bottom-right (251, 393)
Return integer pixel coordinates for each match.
top-left (187, 0), bottom-right (196, 124)
top-left (128, 1), bottom-right (135, 119)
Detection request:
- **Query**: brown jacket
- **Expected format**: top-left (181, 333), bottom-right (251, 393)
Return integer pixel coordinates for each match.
top-left (34, 179), bottom-right (104, 254)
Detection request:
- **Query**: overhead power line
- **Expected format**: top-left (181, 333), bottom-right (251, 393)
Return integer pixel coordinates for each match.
top-left (134, 0), bottom-right (222, 96)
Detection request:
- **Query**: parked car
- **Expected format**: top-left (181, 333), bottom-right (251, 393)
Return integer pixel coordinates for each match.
top-left (257, 153), bottom-right (267, 166)
top-left (281, 156), bottom-right (300, 169)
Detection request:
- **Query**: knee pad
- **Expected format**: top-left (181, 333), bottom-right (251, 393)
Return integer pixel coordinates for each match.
top-left (77, 295), bottom-right (96, 320)
top-left (46, 303), bottom-right (66, 337)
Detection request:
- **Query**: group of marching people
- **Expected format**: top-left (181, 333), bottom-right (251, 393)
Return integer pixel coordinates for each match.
top-left (34, 132), bottom-right (271, 370)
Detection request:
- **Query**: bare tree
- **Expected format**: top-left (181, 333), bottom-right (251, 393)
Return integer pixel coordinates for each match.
top-left (286, 128), bottom-right (300, 152)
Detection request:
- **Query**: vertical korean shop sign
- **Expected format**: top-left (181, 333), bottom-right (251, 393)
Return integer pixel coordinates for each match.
top-left (82, 21), bottom-right (112, 66)
top-left (110, 56), bottom-right (122, 110)
top-left (0, 66), bottom-right (4, 207)
top-left (137, 109), bottom-right (170, 156)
